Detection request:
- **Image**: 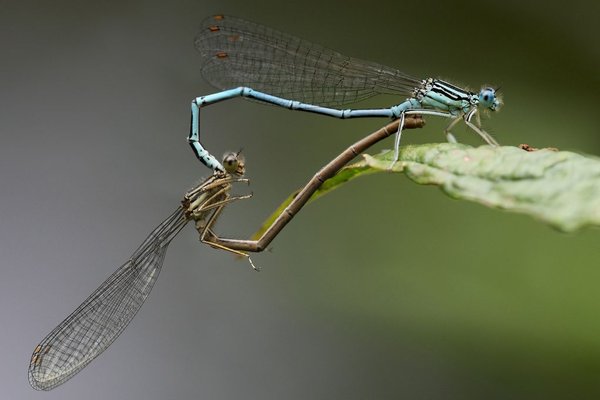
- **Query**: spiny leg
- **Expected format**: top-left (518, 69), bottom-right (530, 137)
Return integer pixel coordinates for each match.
top-left (464, 108), bottom-right (499, 146)
top-left (199, 202), bottom-right (258, 270)
top-left (188, 184), bottom-right (231, 216)
top-left (188, 178), bottom-right (250, 215)
top-left (444, 116), bottom-right (462, 144)
top-left (401, 109), bottom-right (457, 143)
top-left (388, 111), bottom-right (406, 169)
top-left (474, 109), bottom-right (482, 128)
top-left (193, 193), bottom-right (252, 216)
top-left (190, 176), bottom-right (249, 196)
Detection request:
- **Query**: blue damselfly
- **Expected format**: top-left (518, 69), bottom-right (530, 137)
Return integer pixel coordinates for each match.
top-left (189, 14), bottom-right (501, 173)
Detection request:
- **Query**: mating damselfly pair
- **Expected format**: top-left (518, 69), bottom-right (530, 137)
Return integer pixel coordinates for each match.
top-left (29, 14), bottom-right (502, 391)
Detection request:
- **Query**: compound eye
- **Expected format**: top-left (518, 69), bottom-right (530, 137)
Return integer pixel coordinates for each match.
top-left (221, 151), bottom-right (246, 175)
top-left (222, 152), bottom-right (239, 173)
top-left (479, 88), bottom-right (496, 109)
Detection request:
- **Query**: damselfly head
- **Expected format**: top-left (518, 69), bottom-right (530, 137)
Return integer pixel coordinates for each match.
top-left (478, 87), bottom-right (502, 112)
top-left (222, 151), bottom-right (246, 176)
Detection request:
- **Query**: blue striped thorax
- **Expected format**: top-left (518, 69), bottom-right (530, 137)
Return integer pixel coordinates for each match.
top-left (412, 79), bottom-right (500, 115)
top-left (414, 79), bottom-right (473, 115)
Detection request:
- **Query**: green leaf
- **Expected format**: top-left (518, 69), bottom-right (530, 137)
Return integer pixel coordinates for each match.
top-left (254, 143), bottom-right (600, 236)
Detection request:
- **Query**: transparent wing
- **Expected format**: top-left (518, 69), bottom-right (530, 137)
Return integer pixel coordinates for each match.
top-left (28, 208), bottom-right (189, 391)
top-left (195, 15), bottom-right (421, 107)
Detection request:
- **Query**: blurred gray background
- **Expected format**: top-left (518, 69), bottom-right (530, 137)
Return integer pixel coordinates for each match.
top-left (2, 0), bottom-right (599, 398)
